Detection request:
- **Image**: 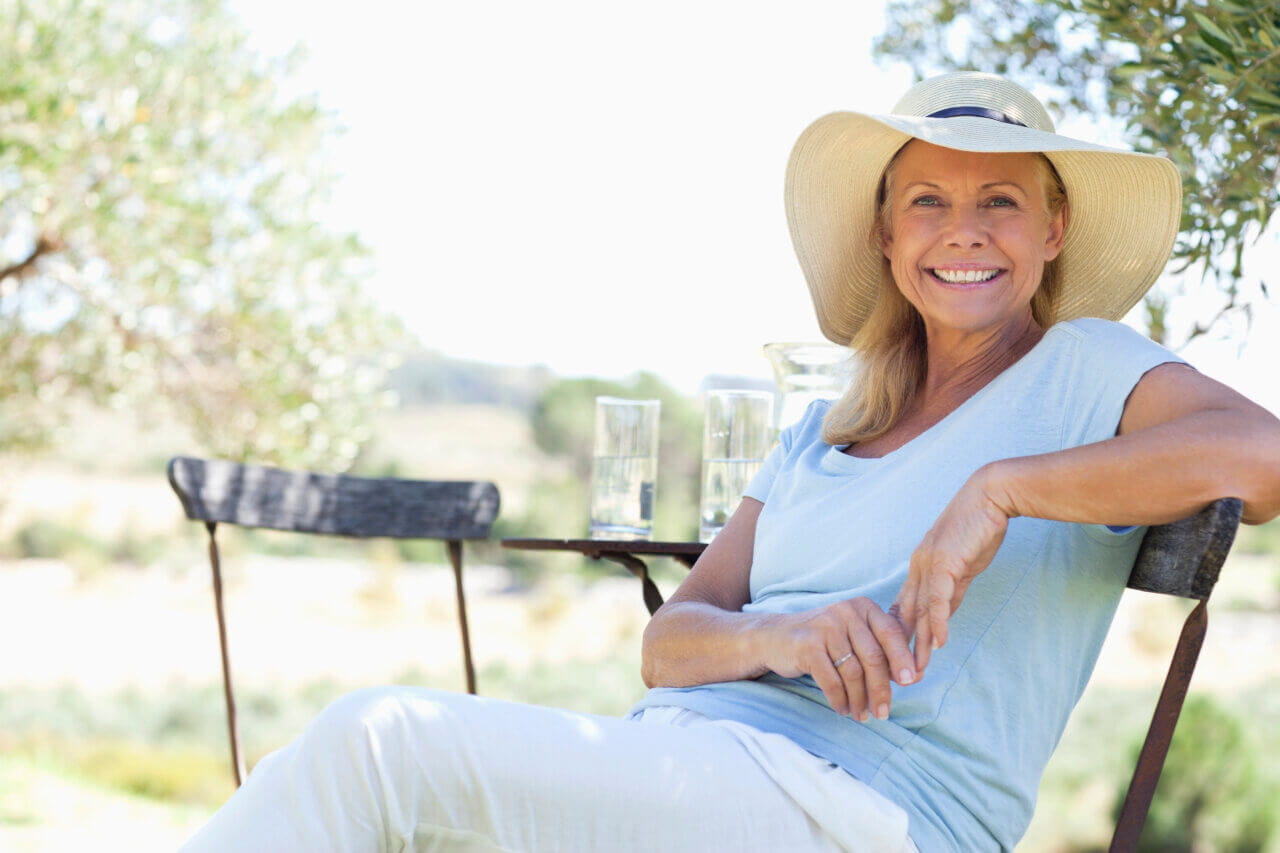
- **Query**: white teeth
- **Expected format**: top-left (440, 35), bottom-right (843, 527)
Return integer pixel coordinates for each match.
top-left (932, 268), bottom-right (1000, 284)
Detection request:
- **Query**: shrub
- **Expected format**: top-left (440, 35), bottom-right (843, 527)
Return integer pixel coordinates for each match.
top-left (11, 519), bottom-right (102, 560)
top-left (1115, 694), bottom-right (1278, 850)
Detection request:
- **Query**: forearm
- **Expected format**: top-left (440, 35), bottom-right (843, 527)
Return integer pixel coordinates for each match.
top-left (987, 408), bottom-right (1280, 526)
top-left (640, 602), bottom-right (778, 688)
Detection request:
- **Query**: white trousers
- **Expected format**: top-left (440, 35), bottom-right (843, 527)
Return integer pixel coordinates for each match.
top-left (180, 686), bottom-right (917, 853)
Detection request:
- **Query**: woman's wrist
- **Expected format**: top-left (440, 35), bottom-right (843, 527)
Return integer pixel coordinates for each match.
top-left (975, 458), bottom-right (1026, 520)
top-left (740, 612), bottom-right (783, 680)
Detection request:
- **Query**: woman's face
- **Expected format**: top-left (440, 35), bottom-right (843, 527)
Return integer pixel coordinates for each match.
top-left (881, 140), bottom-right (1066, 339)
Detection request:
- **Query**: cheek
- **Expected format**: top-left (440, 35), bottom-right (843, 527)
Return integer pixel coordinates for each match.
top-left (890, 268), bottom-right (927, 312)
top-left (1009, 221), bottom-right (1057, 263)
top-left (883, 219), bottom-right (925, 265)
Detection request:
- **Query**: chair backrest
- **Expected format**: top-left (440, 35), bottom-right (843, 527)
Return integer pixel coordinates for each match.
top-left (1127, 496), bottom-right (1241, 599)
top-left (167, 456), bottom-right (500, 540)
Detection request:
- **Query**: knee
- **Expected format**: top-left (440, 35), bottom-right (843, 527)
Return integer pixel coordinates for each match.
top-left (304, 685), bottom-right (444, 759)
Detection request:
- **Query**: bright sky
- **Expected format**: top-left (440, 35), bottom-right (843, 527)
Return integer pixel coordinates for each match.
top-left (227, 0), bottom-right (1280, 414)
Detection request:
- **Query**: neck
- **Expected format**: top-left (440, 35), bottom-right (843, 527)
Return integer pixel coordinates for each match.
top-left (919, 316), bottom-right (1044, 406)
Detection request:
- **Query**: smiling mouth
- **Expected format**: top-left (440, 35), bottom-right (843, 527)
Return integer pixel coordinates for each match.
top-left (929, 268), bottom-right (1004, 285)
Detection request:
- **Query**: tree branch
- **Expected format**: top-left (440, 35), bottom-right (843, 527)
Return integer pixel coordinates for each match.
top-left (0, 235), bottom-right (65, 282)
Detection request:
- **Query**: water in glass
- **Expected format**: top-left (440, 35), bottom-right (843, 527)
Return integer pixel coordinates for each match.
top-left (590, 454), bottom-right (657, 540)
top-left (699, 457), bottom-right (763, 542)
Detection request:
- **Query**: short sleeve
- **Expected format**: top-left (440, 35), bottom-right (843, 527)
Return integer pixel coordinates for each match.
top-left (743, 399), bottom-right (830, 503)
top-left (1060, 319), bottom-right (1188, 538)
top-left (1061, 318), bottom-right (1189, 447)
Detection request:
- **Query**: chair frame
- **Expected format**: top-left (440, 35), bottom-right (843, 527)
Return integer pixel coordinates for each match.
top-left (1108, 496), bottom-right (1242, 850)
top-left (167, 456), bottom-right (500, 787)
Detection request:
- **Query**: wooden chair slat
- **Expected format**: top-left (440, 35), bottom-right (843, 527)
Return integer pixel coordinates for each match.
top-left (1128, 497), bottom-right (1242, 600)
top-left (167, 456), bottom-right (499, 540)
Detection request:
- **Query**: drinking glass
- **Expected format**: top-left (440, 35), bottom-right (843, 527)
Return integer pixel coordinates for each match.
top-left (762, 342), bottom-right (852, 430)
top-left (589, 397), bottom-right (660, 540)
top-left (699, 389), bottom-right (775, 543)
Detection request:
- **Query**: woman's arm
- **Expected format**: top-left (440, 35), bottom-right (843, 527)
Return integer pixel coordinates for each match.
top-left (642, 497), bottom-right (917, 722)
top-left (894, 363), bottom-right (1280, 670)
top-left (992, 363), bottom-right (1280, 526)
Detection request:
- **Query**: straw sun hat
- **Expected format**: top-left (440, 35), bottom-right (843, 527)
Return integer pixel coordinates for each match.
top-left (785, 72), bottom-right (1182, 345)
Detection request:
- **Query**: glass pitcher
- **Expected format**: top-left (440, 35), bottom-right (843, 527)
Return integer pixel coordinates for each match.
top-left (762, 342), bottom-right (853, 431)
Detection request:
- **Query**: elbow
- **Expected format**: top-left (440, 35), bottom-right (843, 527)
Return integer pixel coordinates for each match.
top-left (1239, 466), bottom-right (1280, 524)
top-left (1228, 417), bottom-right (1280, 525)
top-left (638, 599), bottom-right (705, 688)
top-left (638, 609), bottom-right (667, 688)
top-left (639, 647), bottom-right (659, 689)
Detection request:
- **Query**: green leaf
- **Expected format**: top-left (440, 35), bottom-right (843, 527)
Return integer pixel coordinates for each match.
top-left (1201, 64), bottom-right (1239, 86)
top-left (1114, 62), bottom-right (1158, 77)
top-left (1192, 29), bottom-right (1238, 63)
top-left (1192, 12), bottom-right (1238, 48)
top-left (1246, 89), bottom-right (1280, 110)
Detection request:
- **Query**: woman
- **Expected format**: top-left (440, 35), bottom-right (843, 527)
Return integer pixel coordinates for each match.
top-left (183, 73), bottom-right (1280, 852)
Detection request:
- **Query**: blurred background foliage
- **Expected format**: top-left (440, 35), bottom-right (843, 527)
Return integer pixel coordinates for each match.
top-left (1116, 694), bottom-right (1280, 851)
top-left (874, 0), bottom-right (1280, 346)
top-left (0, 0), bottom-right (404, 470)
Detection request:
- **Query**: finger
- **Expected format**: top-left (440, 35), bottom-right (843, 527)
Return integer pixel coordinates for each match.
top-left (834, 651), bottom-right (870, 722)
top-left (848, 622), bottom-right (892, 720)
top-left (811, 655), bottom-right (852, 716)
top-left (868, 607), bottom-right (917, 687)
top-left (891, 579), bottom-right (918, 640)
top-left (914, 610), bottom-right (932, 673)
top-left (914, 571), bottom-right (955, 671)
top-left (926, 582), bottom-right (954, 653)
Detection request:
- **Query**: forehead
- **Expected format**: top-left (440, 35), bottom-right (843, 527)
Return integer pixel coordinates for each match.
top-left (890, 139), bottom-right (1044, 188)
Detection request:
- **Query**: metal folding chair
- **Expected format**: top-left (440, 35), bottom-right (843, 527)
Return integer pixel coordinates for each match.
top-left (1109, 496), bottom-right (1242, 850)
top-left (166, 455), bottom-right (500, 786)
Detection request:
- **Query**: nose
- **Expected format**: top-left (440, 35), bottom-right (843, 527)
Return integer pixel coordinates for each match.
top-left (944, 206), bottom-right (988, 249)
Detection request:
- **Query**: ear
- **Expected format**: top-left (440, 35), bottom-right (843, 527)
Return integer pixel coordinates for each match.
top-left (880, 224), bottom-right (894, 259)
top-left (1043, 202), bottom-right (1068, 261)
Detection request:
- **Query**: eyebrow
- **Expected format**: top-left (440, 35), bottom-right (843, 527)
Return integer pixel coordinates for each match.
top-left (901, 180), bottom-right (1028, 192)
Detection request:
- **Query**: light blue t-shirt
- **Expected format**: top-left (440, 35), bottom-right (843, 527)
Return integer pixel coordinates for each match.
top-left (631, 319), bottom-right (1186, 850)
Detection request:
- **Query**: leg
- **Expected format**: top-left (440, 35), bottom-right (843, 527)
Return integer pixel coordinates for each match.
top-left (181, 687), bottom-right (912, 852)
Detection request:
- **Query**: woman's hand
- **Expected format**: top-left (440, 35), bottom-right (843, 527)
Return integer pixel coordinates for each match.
top-left (759, 597), bottom-right (917, 722)
top-left (891, 467), bottom-right (1013, 672)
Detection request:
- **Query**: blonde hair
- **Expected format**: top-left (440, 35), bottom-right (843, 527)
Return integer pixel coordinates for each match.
top-left (822, 152), bottom-right (1068, 447)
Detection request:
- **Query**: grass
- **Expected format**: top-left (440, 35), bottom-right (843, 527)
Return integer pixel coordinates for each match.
top-left (0, 646), bottom-right (649, 815)
top-left (2, 672), bottom-right (1277, 851)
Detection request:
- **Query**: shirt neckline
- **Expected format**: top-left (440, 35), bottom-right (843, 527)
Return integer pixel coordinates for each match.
top-left (824, 323), bottom-right (1066, 469)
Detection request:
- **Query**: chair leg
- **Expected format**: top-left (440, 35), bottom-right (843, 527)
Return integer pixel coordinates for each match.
top-left (447, 540), bottom-right (477, 695)
top-left (206, 522), bottom-right (246, 787)
top-left (1109, 599), bottom-right (1209, 852)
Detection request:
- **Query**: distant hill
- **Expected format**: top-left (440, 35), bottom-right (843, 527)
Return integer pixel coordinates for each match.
top-left (389, 352), bottom-right (555, 411)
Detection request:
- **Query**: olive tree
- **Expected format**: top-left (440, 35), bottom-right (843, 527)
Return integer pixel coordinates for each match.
top-left (0, 0), bottom-right (404, 469)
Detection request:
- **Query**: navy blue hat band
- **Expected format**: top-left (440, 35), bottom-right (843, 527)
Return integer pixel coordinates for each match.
top-left (925, 106), bottom-right (1029, 128)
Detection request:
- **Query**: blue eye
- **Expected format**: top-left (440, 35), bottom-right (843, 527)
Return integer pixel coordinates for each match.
top-left (912, 195), bottom-right (941, 206)
top-left (988, 196), bottom-right (1016, 207)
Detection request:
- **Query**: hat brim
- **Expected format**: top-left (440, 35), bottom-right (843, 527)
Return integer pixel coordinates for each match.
top-left (785, 111), bottom-right (1182, 345)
